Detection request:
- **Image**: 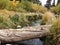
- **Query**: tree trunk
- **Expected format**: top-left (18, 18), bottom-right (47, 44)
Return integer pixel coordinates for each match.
top-left (52, 0), bottom-right (55, 6)
top-left (45, 0), bottom-right (52, 9)
top-left (0, 25), bottom-right (51, 43)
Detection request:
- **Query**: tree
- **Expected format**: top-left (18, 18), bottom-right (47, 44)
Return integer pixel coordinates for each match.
top-left (57, 0), bottom-right (60, 5)
top-left (52, 0), bottom-right (55, 6)
top-left (45, 0), bottom-right (52, 9)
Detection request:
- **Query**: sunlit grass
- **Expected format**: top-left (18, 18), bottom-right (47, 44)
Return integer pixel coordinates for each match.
top-left (41, 12), bottom-right (56, 25)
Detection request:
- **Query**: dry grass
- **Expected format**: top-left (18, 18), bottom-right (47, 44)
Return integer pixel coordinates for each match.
top-left (0, 9), bottom-right (16, 17)
top-left (42, 12), bottom-right (56, 25)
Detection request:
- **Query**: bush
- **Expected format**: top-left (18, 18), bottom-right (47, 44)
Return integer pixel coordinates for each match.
top-left (10, 13), bottom-right (42, 27)
top-left (50, 4), bottom-right (60, 14)
top-left (10, 14), bottom-right (29, 27)
top-left (0, 13), bottom-right (42, 28)
top-left (44, 18), bottom-right (60, 45)
top-left (0, 0), bottom-right (47, 13)
top-left (5, 0), bottom-right (19, 11)
top-left (41, 12), bottom-right (56, 25)
top-left (26, 15), bottom-right (36, 26)
top-left (19, 14), bottom-right (29, 27)
top-left (16, 7), bottom-right (27, 12)
top-left (6, 1), bottom-right (47, 13)
top-left (50, 18), bottom-right (60, 35)
top-left (0, 15), bottom-right (15, 29)
top-left (18, 1), bottom-right (32, 12)
top-left (0, 0), bottom-right (9, 9)
top-left (6, 2), bottom-right (17, 11)
top-left (50, 7), bottom-right (56, 13)
top-left (55, 4), bottom-right (60, 14)
top-left (6, 1), bottom-right (31, 12)
top-left (10, 14), bottom-right (19, 25)
top-left (31, 4), bottom-right (47, 13)
top-left (0, 0), bottom-right (19, 11)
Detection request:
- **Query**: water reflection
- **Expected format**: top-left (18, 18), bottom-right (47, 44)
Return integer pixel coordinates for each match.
top-left (17, 39), bottom-right (43, 45)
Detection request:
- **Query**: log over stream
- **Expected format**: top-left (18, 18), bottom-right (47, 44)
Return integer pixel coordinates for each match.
top-left (0, 25), bottom-right (51, 43)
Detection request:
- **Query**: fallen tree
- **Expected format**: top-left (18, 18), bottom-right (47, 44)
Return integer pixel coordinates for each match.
top-left (0, 25), bottom-right (51, 43)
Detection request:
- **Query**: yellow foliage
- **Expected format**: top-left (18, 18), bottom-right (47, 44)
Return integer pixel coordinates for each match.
top-left (10, 0), bottom-right (19, 7)
top-left (0, 9), bottom-right (15, 17)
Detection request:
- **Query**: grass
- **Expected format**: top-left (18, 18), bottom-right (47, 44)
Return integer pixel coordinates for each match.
top-left (41, 12), bottom-right (56, 25)
top-left (50, 4), bottom-right (60, 14)
top-left (44, 16), bottom-right (60, 45)
top-left (0, 15), bottom-right (15, 29)
top-left (0, 11), bottom-right (42, 29)
top-left (0, 0), bottom-right (47, 13)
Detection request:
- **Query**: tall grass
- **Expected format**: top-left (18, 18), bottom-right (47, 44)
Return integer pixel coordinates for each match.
top-left (0, 0), bottom-right (9, 9)
top-left (50, 4), bottom-right (60, 14)
top-left (44, 17), bottom-right (60, 45)
top-left (31, 4), bottom-right (47, 13)
top-left (0, 0), bottom-right (47, 13)
top-left (41, 12), bottom-right (56, 25)
top-left (0, 15), bottom-right (15, 29)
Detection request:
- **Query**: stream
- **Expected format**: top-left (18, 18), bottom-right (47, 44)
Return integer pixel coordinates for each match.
top-left (17, 39), bottom-right (43, 45)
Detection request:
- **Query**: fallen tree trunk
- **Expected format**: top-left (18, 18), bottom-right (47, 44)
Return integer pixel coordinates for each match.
top-left (0, 25), bottom-right (51, 43)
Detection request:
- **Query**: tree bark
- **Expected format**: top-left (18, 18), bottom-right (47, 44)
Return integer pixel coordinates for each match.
top-left (0, 25), bottom-right (51, 43)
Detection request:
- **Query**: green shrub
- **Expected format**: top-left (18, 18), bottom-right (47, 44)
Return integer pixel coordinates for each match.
top-left (31, 4), bottom-right (47, 13)
top-left (0, 0), bottom-right (18, 11)
top-left (6, 2), bottom-right (17, 11)
top-left (0, 0), bottom-right (9, 9)
top-left (55, 4), bottom-right (60, 14)
top-left (16, 7), bottom-right (27, 12)
top-left (18, 1), bottom-right (32, 12)
top-left (6, 1), bottom-right (29, 12)
top-left (50, 7), bottom-right (56, 13)
top-left (26, 15), bottom-right (35, 26)
top-left (10, 14), bottom-right (19, 25)
top-left (44, 18), bottom-right (60, 45)
top-left (0, 13), bottom-right (42, 28)
top-left (19, 14), bottom-right (29, 27)
top-left (0, 15), bottom-right (15, 29)
top-left (50, 4), bottom-right (60, 14)
top-left (10, 14), bottom-right (29, 27)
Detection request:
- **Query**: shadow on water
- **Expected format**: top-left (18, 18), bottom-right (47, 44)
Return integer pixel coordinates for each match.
top-left (18, 39), bottom-right (43, 45)
top-left (3, 39), bottom-right (43, 45)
